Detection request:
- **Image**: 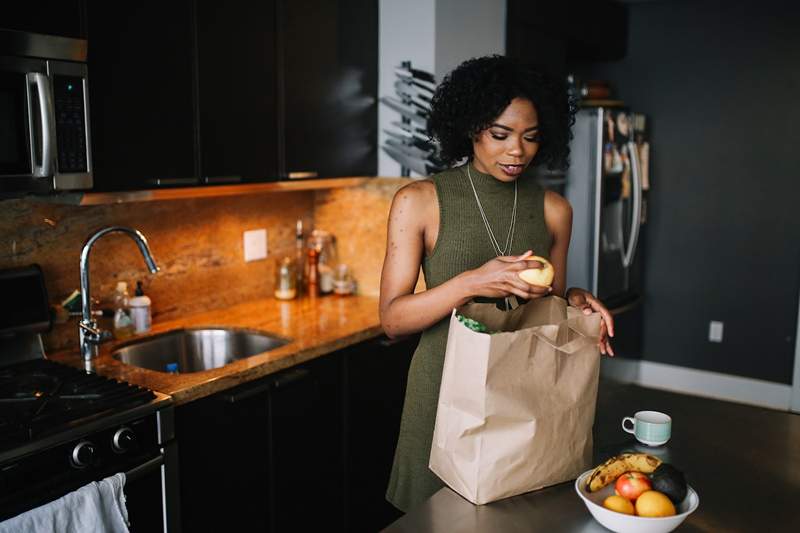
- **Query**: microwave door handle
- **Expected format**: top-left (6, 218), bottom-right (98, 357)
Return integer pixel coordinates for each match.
top-left (27, 73), bottom-right (55, 178)
top-left (622, 141), bottom-right (643, 268)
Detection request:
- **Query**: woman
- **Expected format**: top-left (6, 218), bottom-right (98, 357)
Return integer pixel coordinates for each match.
top-left (380, 55), bottom-right (615, 512)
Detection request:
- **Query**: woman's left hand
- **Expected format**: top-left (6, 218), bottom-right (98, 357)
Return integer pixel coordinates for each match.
top-left (566, 288), bottom-right (615, 356)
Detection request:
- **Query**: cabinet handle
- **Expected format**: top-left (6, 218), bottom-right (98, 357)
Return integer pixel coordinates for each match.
top-left (146, 177), bottom-right (199, 187)
top-left (202, 175), bottom-right (242, 184)
top-left (287, 171), bottom-right (318, 179)
top-left (271, 368), bottom-right (310, 389)
top-left (221, 380), bottom-right (273, 403)
top-left (220, 368), bottom-right (311, 403)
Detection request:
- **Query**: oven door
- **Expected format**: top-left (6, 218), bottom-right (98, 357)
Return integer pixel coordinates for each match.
top-left (0, 444), bottom-right (180, 533)
top-left (0, 57), bottom-right (55, 195)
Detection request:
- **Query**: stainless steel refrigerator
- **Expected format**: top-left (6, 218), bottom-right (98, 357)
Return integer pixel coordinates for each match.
top-left (565, 105), bottom-right (649, 354)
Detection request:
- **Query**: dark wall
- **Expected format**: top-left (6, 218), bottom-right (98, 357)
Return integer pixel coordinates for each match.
top-left (571, 0), bottom-right (800, 384)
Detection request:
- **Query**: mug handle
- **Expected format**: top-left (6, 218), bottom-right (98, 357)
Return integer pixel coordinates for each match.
top-left (622, 417), bottom-right (636, 434)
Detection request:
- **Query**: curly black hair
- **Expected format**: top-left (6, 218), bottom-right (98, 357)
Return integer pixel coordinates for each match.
top-left (428, 55), bottom-right (576, 170)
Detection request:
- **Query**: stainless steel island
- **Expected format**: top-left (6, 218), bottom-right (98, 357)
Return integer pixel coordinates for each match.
top-left (383, 380), bottom-right (800, 532)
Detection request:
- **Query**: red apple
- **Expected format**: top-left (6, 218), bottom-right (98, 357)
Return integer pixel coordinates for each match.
top-left (614, 472), bottom-right (652, 501)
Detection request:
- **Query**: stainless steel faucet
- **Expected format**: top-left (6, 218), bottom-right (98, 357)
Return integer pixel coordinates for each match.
top-left (79, 226), bottom-right (159, 361)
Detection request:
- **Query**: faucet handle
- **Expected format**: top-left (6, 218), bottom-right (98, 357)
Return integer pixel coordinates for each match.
top-left (79, 320), bottom-right (112, 344)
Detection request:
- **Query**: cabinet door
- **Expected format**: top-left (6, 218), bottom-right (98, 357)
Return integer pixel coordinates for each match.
top-left (86, 0), bottom-right (198, 191)
top-left (2, 1), bottom-right (87, 39)
top-left (269, 356), bottom-right (345, 531)
top-left (344, 334), bottom-right (419, 532)
top-left (195, 0), bottom-right (280, 184)
top-left (279, 0), bottom-right (378, 179)
top-left (175, 381), bottom-right (272, 532)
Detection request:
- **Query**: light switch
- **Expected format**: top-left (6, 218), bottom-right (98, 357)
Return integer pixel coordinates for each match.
top-left (243, 229), bottom-right (267, 262)
top-left (708, 321), bottom-right (724, 343)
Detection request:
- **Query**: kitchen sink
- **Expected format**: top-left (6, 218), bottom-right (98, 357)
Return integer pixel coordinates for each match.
top-left (112, 328), bottom-right (290, 373)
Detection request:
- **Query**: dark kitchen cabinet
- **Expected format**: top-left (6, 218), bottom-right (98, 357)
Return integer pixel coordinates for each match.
top-left (2, 1), bottom-right (87, 39)
top-left (175, 354), bottom-right (344, 532)
top-left (175, 382), bottom-right (270, 531)
top-left (506, 0), bottom-right (628, 81)
top-left (279, 0), bottom-right (378, 179)
top-left (87, 0), bottom-right (198, 191)
top-left (343, 334), bottom-right (418, 532)
top-left (195, 1), bottom-right (280, 183)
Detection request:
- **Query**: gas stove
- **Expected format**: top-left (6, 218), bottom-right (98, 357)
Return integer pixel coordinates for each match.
top-left (0, 264), bottom-right (179, 531)
top-left (0, 358), bottom-right (158, 457)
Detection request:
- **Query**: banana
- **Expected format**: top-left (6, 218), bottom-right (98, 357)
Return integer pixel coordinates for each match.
top-left (585, 453), bottom-right (662, 492)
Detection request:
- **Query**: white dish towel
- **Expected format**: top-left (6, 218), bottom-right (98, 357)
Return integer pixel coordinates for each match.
top-left (0, 473), bottom-right (130, 533)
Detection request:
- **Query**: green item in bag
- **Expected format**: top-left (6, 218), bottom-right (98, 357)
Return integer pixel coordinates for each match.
top-left (456, 314), bottom-right (490, 333)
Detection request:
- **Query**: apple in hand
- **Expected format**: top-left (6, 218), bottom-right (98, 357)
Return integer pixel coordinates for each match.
top-left (614, 472), bottom-right (652, 501)
top-left (518, 256), bottom-right (554, 287)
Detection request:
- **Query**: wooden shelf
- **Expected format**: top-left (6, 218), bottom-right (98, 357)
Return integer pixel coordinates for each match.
top-left (36, 177), bottom-right (372, 206)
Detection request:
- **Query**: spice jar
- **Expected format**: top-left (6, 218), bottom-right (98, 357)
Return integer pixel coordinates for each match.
top-left (274, 257), bottom-right (297, 300)
top-left (332, 264), bottom-right (355, 295)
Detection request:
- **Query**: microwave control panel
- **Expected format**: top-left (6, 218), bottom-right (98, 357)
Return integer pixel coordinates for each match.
top-left (53, 75), bottom-right (88, 174)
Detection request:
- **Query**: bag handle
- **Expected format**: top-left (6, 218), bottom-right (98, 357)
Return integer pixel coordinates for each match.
top-left (530, 314), bottom-right (600, 354)
top-left (532, 331), bottom-right (597, 354)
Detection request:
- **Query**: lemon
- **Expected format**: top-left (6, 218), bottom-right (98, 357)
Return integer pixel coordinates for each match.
top-left (602, 495), bottom-right (635, 515)
top-left (518, 256), bottom-right (554, 287)
top-left (635, 490), bottom-right (676, 517)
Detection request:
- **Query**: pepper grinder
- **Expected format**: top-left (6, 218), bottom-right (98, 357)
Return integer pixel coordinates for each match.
top-left (306, 246), bottom-right (320, 296)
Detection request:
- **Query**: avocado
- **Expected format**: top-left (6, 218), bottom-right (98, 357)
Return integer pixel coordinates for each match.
top-left (650, 463), bottom-right (688, 504)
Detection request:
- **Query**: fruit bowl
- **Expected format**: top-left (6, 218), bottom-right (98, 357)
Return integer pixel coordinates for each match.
top-left (575, 470), bottom-right (699, 533)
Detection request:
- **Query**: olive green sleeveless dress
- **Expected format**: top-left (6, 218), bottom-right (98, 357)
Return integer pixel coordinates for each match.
top-left (386, 161), bottom-right (553, 512)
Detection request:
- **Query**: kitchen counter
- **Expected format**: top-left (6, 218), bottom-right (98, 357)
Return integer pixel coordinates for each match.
top-left (50, 294), bottom-right (383, 405)
top-left (383, 381), bottom-right (800, 532)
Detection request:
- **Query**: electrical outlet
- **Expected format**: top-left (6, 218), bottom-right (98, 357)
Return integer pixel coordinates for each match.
top-left (243, 229), bottom-right (267, 262)
top-left (708, 321), bottom-right (724, 343)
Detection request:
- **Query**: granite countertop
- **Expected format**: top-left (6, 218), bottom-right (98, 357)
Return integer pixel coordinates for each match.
top-left (50, 294), bottom-right (383, 405)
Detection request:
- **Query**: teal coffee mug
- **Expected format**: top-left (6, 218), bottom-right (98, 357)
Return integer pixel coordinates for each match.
top-left (621, 411), bottom-right (671, 446)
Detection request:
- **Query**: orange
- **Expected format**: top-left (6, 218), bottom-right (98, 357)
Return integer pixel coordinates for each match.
top-left (635, 490), bottom-right (676, 517)
top-left (603, 495), bottom-right (635, 515)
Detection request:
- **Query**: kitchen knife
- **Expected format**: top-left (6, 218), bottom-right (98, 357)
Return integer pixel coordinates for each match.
top-left (385, 138), bottom-right (431, 160)
top-left (394, 66), bottom-right (435, 83)
top-left (394, 68), bottom-right (437, 92)
top-left (382, 145), bottom-right (432, 176)
top-left (394, 80), bottom-right (435, 101)
top-left (384, 128), bottom-right (413, 141)
top-left (389, 122), bottom-right (431, 144)
top-left (381, 97), bottom-right (428, 126)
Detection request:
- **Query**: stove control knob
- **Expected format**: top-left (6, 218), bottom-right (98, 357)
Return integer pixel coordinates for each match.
top-left (112, 427), bottom-right (136, 453)
top-left (71, 441), bottom-right (96, 468)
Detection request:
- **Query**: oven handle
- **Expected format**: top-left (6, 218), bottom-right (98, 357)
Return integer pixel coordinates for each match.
top-left (125, 453), bottom-right (164, 482)
top-left (26, 72), bottom-right (55, 178)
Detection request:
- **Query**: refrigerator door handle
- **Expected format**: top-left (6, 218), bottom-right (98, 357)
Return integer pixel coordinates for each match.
top-left (622, 141), bottom-right (643, 268)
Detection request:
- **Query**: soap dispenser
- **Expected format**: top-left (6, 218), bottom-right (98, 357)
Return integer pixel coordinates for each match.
top-left (128, 280), bottom-right (152, 333)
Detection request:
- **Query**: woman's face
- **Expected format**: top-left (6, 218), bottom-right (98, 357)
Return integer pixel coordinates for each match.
top-left (472, 97), bottom-right (540, 182)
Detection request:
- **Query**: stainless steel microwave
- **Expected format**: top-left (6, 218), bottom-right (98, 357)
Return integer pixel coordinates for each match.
top-left (0, 30), bottom-right (92, 195)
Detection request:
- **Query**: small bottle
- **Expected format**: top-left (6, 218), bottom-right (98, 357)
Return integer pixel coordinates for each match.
top-left (274, 257), bottom-right (297, 300)
top-left (112, 282), bottom-right (135, 339)
top-left (128, 280), bottom-right (152, 334)
top-left (306, 247), bottom-right (320, 296)
top-left (294, 219), bottom-right (306, 296)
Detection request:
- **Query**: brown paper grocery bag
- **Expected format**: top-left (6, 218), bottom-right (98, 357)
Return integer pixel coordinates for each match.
top-left (429, 296), bottom-right (601, 505)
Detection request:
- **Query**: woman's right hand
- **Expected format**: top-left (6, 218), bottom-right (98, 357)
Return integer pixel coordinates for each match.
top-left (462, 250), bottom-right (553, 301)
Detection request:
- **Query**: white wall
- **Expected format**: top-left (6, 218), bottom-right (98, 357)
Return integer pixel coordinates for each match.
top-left (434, 0), bottom-right (506, 81)
top-left (378, 0), bottom-right (506, 176)
top-left (378, 0), bottom-right (436, 177)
